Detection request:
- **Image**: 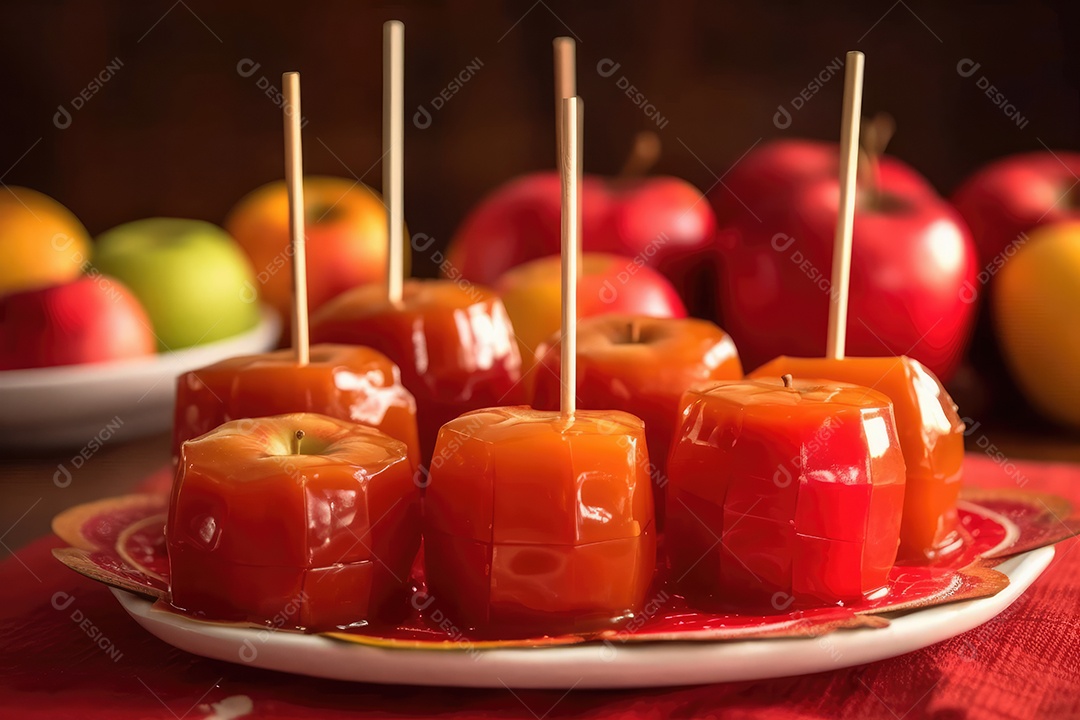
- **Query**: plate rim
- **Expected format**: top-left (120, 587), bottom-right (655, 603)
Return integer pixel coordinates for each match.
top-left (0, 306), bottom-right (280, 390)
top-left (109, 545), bottom-right (1055, 689)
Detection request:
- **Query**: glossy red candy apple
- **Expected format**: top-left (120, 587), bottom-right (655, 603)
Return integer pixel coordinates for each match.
top-left (424, 406), bottom-right (656, 638)
top-left (309, 280), bottom-right (525, 465)
top-left (532, 315), bottom-right (742, 524)
top-left (952, 151), bottom-right (1080, 266)
top-left (751, 355), bottom-right (965, 563)
top-left (667, 377), bottom-right (906, 609)
top-left (0, 275), bottom-right (155, 370)
top-left (712, 139), bottom-right (977, 380)
top-left (447, 150), bottom-right (717, 314)
top-left (172, 344), bottom-right (420, 468)
top-left (168, 413), bottom-right (420, 631)
top-left (496, 252), bottom-right (687, 369)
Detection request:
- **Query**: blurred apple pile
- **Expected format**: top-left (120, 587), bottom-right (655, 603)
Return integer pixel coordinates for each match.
top-left (1, 134), bottom-right (1077, 432)
top-left (0, 188), bottom-right (261, 370)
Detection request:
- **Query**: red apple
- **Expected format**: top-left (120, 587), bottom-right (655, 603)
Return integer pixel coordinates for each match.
top-left (711, 139), bottom-right (977, 380)
top-left (714, 139), bottom-right (937, 231)
top-left (496, 253), bottom-right (688, 369)
top-left (447, 144), bottom-right (717, 315)
top-left (0, 275), bottom-right (156, 370)
top-left (952, 152), bottom-right (1080, 420)
top-left (952, 151), bottom-right (1080, 266)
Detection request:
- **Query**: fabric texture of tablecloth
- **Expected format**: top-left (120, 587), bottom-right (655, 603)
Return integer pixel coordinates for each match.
top-left (2, 455), bottom-right (1079, 720)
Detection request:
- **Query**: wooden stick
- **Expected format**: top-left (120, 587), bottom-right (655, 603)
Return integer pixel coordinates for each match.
top-left (384, 20), bottom-right (405, 304)
top-left (282, 71), bottom-right (309, 366)
top-left (560, 96), bottom-right (583, 420)
top-left (553, 37), bottom-right (576, 170)
top-left (826, 50), bottom-right (865, 361)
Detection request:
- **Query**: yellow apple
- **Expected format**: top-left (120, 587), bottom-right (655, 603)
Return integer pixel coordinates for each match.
top-left (993, 222), bottom-right (1080, 428)
top-left (0, 187), bottom-right (92, 295)
top-left (495, 253), bottom-right (686, 369)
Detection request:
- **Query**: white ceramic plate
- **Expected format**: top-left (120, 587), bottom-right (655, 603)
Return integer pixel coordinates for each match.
top-left (0, 308), bottom-right (279, 451)
top-left (112, 545), bottom-right (1053, 689)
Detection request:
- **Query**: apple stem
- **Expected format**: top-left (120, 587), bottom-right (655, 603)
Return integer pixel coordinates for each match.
top-left (857, 112), bottom-right (895, 206)
top-left (781, 374), bottom-right (793, 388)
top-left (628, 319), bottom-right (641, 344)
top-left (293, 429), bottom-right (305, 455)
top-left (620, 131), bottom-right (661, 179)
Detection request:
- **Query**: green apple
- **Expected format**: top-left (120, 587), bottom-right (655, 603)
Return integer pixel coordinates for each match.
top-left (93, 218), bottom-right (261, 351)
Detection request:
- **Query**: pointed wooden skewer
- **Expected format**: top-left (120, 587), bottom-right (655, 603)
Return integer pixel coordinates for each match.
top-left (384, 20), bottom-right (405, 305)
top-left (825, 50), bottom-right (865, 361)
top-left (553, 37), bottom-right (576, 169)
top-left (560, 95), bottom-right (583, 420)
top-left (282, 71), bottom-right (309, 366)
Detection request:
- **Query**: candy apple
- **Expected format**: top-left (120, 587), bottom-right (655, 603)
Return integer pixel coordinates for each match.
top-left (532, 315), bottom-right (742, 524)
top-left (309, 280), bottom-right (524, 465)
top-left (496, 252), bottom-right (687, 367)
top-left (751, 355), bottom-right (965, 563)
top-left (952, 151), bottom-right (1080, 266)
top-left (225, 176), bottom-right (409, 324)
top-left (424, 406), bottom-right (655, 637)
top-left (0, 275), bottom-right (155, 370)
top-left (667, 377), bottom-right (906, 608)
top-left (173, 344), bottom-right (420, 467)
top-left (168, 413), bottom-right (420, 630)
top-left (711, 139), bottom-right (977, 380)
top-left (993, 223), bottom-right (1080, 429)
top-left (446, 137), bottom-right (718, 315)
top-left (0, 186), bottom-right (92, 295)
top-left (93, 218), bottom-right (261, 351)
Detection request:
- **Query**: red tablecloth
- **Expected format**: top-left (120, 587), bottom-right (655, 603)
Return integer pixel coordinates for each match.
top-left (2, 455), bottom-right (1079, 720)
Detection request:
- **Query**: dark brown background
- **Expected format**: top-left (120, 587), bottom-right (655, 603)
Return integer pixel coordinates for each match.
top-left (3, 0), bottom-right (1078, 260)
